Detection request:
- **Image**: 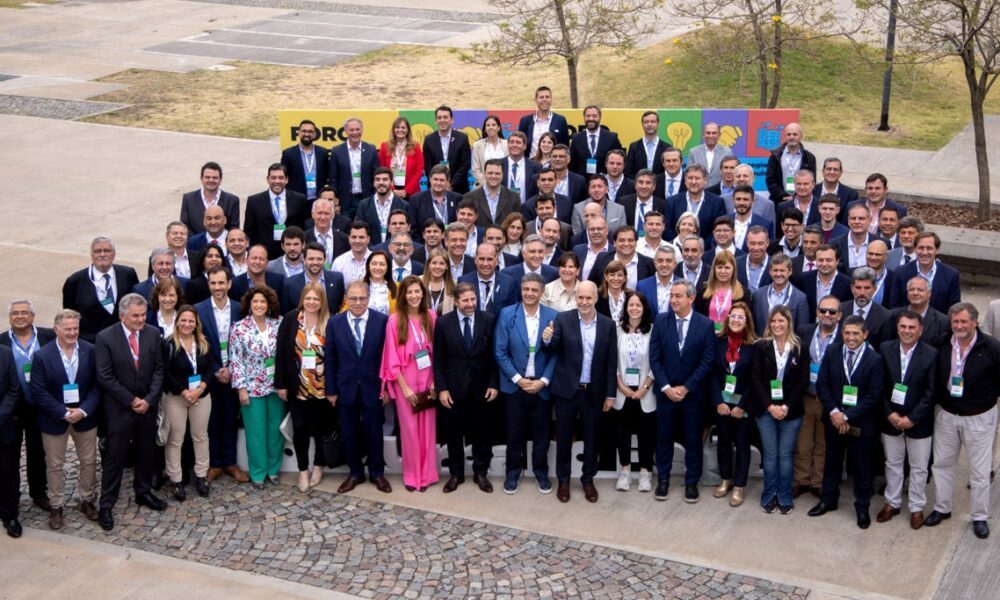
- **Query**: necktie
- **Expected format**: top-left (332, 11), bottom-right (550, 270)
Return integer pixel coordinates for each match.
top-left (857, 307), bottom-right (865, 318)
top-left (511, 162), bottom-right (519, 187)
top-left (463, 316), bottom-right (473, 351)
top-left (668, 179), bottom-right (675, 197)
top-left (904, 255), bottom-right (912, 264)
top-left (353, 318), bottom-right (363, 355)
top-left (676, 318), bottom-right (686, 347)
top-left (102, 273), bottom-right (112, 300)
top-left (847, 348), bottom-right (856, 372)
top-left (128, 331), bottom-right (139, 368)
top-left (482, 280), bottom-right (492, 311)
top-left (589, 133), bottom-right (597, 155)
top-left (807, 261), bottom-right (815, 271)
top-left (396, 267), bottom-right (405, 282)
top-left (272, 195), bottom-right (282, 223)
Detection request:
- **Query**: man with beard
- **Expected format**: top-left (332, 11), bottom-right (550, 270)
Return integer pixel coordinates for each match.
top-left (281, 119), bottom-right (329, 202)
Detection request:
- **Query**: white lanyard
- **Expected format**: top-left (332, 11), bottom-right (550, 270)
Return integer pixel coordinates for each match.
top-left (428, 288), bottom-right (443, 312)
top-left (843, 344), bottom-right (866, 385)
top-left (811, 326), bottom-right (837, 364)
top-left (816, 275), bottom-right (833, 299)
top-left (774, 341), bottom-right (791, 380)
top-left (184, 343), bottom-right (197, 370)
top-left (626, 332), bottom-right (643, 368)
top-left (432, 197), bottom-right (448, 223)
top-left (712, 289), bottom-right (732, 321)
top-left (10, 328), bottom-right (38, 363)
top-left (952, 336), bottom-right (975, 377)
top-left (768, 285), bottom-right (791, 312)
top-left (301, 149), bottom-right (316, 174)
top-left (409, 319), bottom-right (426, 349)
top-left (687, 195), bottom-right (702, 216)
top-left (480, 279), bottom-right (495, 310)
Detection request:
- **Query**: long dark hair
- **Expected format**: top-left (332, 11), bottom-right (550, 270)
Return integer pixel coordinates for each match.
top-left (619, 290), bottom-right (653, 334)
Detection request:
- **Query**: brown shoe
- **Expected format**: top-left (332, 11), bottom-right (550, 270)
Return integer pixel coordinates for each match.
top-left (337, 476), bottom-right (364, 494)
top-left (582, 481), bottom-right (599, 503)
top-left (910, 511), bottom-right (925, 530)
top-left (877, 504), bottom-right (901, 523)
top-left (34, 496), bottom-right (52, 512)
top-left (557, 481), bottom-right (570, 503)
top-left (48, 508), bottom-right (64, 531)
top-left (224, 465), bottom-right (250, 483)
top-left (206, 467), bottom-right (223, 483)
top-left (791, 484), bottom-right (805, 498)
top-left (473, 474), bottom-right (493, 494)
top-left (79, 500), bottom-right (99, 522)
top-left (370, 476), bottom-right (393, 493)
top-left (442, 476), bottom-right (464, 493)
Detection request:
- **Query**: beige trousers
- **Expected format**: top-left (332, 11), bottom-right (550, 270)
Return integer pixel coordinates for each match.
top-left (41, 426), bottom-right (98, 509)
top-left (162, 392), bottom-right (212, 482)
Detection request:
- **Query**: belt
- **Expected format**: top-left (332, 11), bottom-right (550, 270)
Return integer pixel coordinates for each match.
top-left (578, 383), bottom-right (590, 390)
top-left (943, 404), bottom-right (995, 418)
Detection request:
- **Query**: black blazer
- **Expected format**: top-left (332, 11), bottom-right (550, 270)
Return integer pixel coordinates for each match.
top-left (422, 130), bottom-right (472, 193)
top-left (586, 251), bottom-right (655, 286)
top-left (501, 157), bottom-right (542, 200)
top-left (304, 227), bottom-right (350, 262)
top-left (180, 190), bottom-right (241, 234)
top-left (813, 183), bottom-right (859, 224)
top-left (280, 271), bottom-right (346, 315)
top-left (408, 190), bottom-right (462, 239)
top-left (840, 301), bottom-right (893, 349)
top-left (797, 271), bottom-right (853, 315)
top-left (465, 186), bottom-right (522, 228)
top-left (62, 265), bottom-right (140, 343)
top-left (830, 232), bottom-right (888, 274)
top-left (355, 195), bottom-right (408, 246)
top-left (546, 310), bottom-right (618, 401)
top-left (617, 194), bottom-right (667, 230)
top-left (765, 143), bottom-right (817, 203)
top-left (229, 272), bottom-right (285, 305)
top-left (750, 339), bottom-right (810, 419)
top-left (625, 138), bottom-right (672, 178)
top-left (776, 198), bottom-right (821, 226)
top-left (0, 347), bottom-right (19, 444)
top-left (889, 306), bottom-right (950, 348)
top-left (243, 189), bottom-right (309, 259)
top-left (432, 310), bottom-right (499, 400)
top-left (161, 338), bottom-right (212, 398)
top-left (281, 143), bottom-right (331, 199)
top-left (711, 338), bottom-right (754, 410)
top-left (273, 309), bottom-right (325, 397)
top-left (94, 323), bottom-right (164, 432)
top-left (879, 339), bottom-right (937, 438)
top-left (569, 128), bottom-right (623, 176)
top-left (522, 192), bottom-right (573, 225)
top-left (328, 142), bottom-right (380, 218)
top-left (816, 343), bottom-right (884, 429)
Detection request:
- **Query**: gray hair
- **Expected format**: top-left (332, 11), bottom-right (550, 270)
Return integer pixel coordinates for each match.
top-left (149, 247), bottom-right (175, 266)
top-left (680, 234), bottom-right (704, 251)
top-left (897, 216), bottom-right (925, 232)
top-left (90, 236), bottom-right (115, 252)
top-left (949, 302), bottom-right (979, 321)
top-left (851, 267), bottom-right (877, 284)
top-left (521, 272), bottom-right (546, 289)
top-left (522, 234), bottom-right (544, 248)
top-left (346, 280), bottom-right (370, 295)
top-left (54, 309), bottom-right (81, 326)
top-left (118, 292), bottom-right (148, 314)
top-left (675, 211), bottom-right (700, 233)
top-left (344, 117), bottom-right (363, 128)
top-left (672, 279), bottom-right (696, 298)
top-left (389, 231), bottom-right (412, 245)
top-left (654, 246), bottom-right (676, 259)
top-left (8, 299), bottom-right (34, 314)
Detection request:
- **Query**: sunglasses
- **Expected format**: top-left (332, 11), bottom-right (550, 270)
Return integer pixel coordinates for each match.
top-left (817, 308), bottom-right (839, 315)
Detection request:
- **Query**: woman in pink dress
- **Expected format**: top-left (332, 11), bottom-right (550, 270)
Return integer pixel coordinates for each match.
top-left (380, 275), bottom-right (438, 491)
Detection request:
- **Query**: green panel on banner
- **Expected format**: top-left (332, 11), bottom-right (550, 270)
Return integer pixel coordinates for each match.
top-left (658, 109), bottom-right (702, 157)
top-left (400, 110), bottom-right (436, 142)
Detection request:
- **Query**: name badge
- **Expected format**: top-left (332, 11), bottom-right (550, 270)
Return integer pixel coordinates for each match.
top-left (842, 385), bottom-right (859, 407)
top-left (220, 341), bottom-right (229, 365)
top-left (891, 383), bottom-right (908, 405)
top-left (22, 363), bottom-right (31, 383)
top-left (415, 349), bottom-right (431, 371)
top-left (100, 296), bottom-right (114, 307)
top-left (62, 383), bottom-right (80, 405)
top-left (381, 226), bottom-right (388, 238)
top-left (394, 169), bottom-right (406, 187)
top-left (301, 349), bottom-right (317, 370)
top-left (950, 376), bottom-right (964, 398)
top-left (724, 375), bottom-right (737, 395)
top-left (528, 345), bottom-right (536, 354)
top-left (785, 176), bottom-right (795, 194)
top-left (638, 229), bottom-right (645, 237)
top-left (586, 158), bottom-right (597, 174)
top-left (352, 170), bottom-right (361, 180)
top-left (809, 362), bottom-right (819, 384)
top-left (187, 375), bottom-right (202, 391)
top-left (265, 357), bottom-right (275, 380)
top-left (770, 379), bottom-right (783, 401)
top-left (324, 261), bottom-right (332, 271)
top-left (624, 367), bottom-right (641, 387)
top-left (305, 172), bottom-right (317, 194)
top-left (273, 224), bottom-right (286, 241)
top-left (510, 186), bottom-right (520, 194)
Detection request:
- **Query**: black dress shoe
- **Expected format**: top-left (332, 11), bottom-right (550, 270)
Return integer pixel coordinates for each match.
top-left (3, 518), bottom-right (22, 538)
top-left (135, 492), bottom-right (167, 511)
top-left (473, 474), bottom-right (493, 494)
top-left (33, 496), bottom-right (52, 512)
top-left (338, 476), bottom-right (364, 494)
top-left (924, 510), bottom-right (952, 527)
top-left (654, 480), bottom-right (669, 501)
top-left (195, 477), bottom-right (210, 498)
top-left (370, 476), bottom-right (392, 493)
top-left (684, 484), bottom-right (699, 503)
top-left (98, 508), bottom-right (114, 531)
top-left (151, 471), bottom-right (165, 491)
top-left (808, 501), bottom-right (838, 517)
top-left (856, 506), bottom-right (871, 529)
top-left (973, 520), bottom-right (990, 539)
top-left (442, 476), bottom-right (464, 493)
top-left (172, 482), bottom-right (186, 502)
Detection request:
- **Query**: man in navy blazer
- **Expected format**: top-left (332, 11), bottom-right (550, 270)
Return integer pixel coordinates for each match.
top-left (751, 254), bottom-right (809, 331)
top-left (812, 158), bottom-right (859, 223)
top-left (830, 203), bottom-right (888, 274)
top-left (501, 132), bottom-right (541, 204)
top-left (280, 243), bottom-right (346, 314)
top-left (494, 273), bottom-right (558, 495)
top-left (811, 315), bottom-right (884, 529)
top-left (522, 167), bottom-right (574, 224)
top-left (408, 165), bottom-right (461, 240)
top-left (458, 244), bottom-right (517, 317)
top-left (422, 106), bottom-right (472, 193)
top-left (180, 161), bottom-right (241, 234)
top-left (62, 237), bottom-right (140, 344)
top-left (797, 245), bottom-right (852, 315)
top-left (624, 111), bottom-right (672, 178)
top-left (280, 119), bottom-right (330, 202)
top-left (244, 164), bottom-right (309, 260)
top-left (648, 279), bottom-right (717, 502)
top-left (325, 281), bottom-right (392, 495)
top-left (776, 171), bottom-right (822, 226)
top-left (328, 117), bottom-right (380, 219)
top-left (229, 245), bottom-right (285, 303)
top-left (502, 235), bottom-right (559, 298)
top-left (845, 173), bottom-right (908, 228)
top-left (735, 227), bottom-right (773, 293)
top-left (569, 106), bottom-right (622, 176)
top-left (29, 309), bottom-right (100, 529)
top-left (636, 247), bottom-right (680, 317)
top-left (664, 166), bottom-right (725, 244)
top-left (0, 345), bottom-right (21, 537)
top-left (887, 231), bottom-right (960, 313)
top-left (542, 281), bottom-right (617, 504)
top-left (517, 86), bottom-right (570, 153)
top-left (133, 249), bottom-right (191, 302)
top-left (586, 226), bottom-right (655, 289)
top-left (355, 167), bottom-right (408, 247)
top-left (196, 267), bottom-right (249, 484)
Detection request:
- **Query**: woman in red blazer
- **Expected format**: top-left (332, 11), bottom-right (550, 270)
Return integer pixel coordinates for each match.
top-left (378, 116), bottom-right (424, 200)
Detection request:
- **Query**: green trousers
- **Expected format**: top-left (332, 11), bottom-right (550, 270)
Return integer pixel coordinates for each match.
top-left (241, 393), bottom-right (286, 482)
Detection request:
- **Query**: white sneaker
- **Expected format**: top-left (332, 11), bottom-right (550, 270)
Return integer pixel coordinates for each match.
top-left (616, 470), bottom-right (631, 491)
top-left (638, 471), bottom-right (652, 493)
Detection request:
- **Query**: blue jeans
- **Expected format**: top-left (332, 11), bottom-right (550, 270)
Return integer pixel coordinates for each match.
top-left (756, 414), bottom-right (803, 507)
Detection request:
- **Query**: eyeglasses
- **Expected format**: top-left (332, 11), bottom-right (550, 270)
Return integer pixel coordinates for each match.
top-left (728, 314), bottom-right (746, 322)
top-left (817, 308), bottom-right (839, 315)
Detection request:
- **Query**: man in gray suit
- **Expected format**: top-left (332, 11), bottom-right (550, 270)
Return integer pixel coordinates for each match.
top-left (571, 175), bottom-right (626, 237)
top-left (687, 122), bottom-right (734, 188)
top-left (885, 216), bottom-right (923, 271)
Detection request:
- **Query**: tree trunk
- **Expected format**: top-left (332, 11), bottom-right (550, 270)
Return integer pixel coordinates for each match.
top-left (552, 0), bottom-right (578, 108)
top-left (566, 55), bottom-right (580, 108)
top-left (768, 0), bottom-right (782, 108)
top-left (744, 0), bottom-right (768, 108)
top-left (970, 91), bottom-right (992, 221)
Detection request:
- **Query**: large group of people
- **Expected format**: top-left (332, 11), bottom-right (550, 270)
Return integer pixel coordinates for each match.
top-left (1, 86), bottom-right (998, 547)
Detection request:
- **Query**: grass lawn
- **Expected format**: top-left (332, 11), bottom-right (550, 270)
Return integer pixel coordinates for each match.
top-left (83, 29), bottom-right (1000, 150)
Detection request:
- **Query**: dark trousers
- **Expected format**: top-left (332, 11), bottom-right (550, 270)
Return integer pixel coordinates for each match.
top-left (555, 388), bottom-right (600, 483)
top-left (505, 389), bottom-right (551, 478)
top-left (207, 380), bottom-right (239, 468)
top-left (443, 390), bottom-right (493, 477)
top-left (339, 391), bottom-right (385, 478)
top-left (289, 395), bottom-right (336, 471)
top-left (17, 404), bottom-right (47, 501)
top-left (100, 413), bottom-right (156, 511)
top-left (820, 419), bottom-right (875, 509)
top-left (614, 399), bottom-right (656, 470)
top-left (716, 413), bottom-right (751, 486)
top-left (655, 395), bottom-right (704, 484)
top-left (0, 433), bottom-right (20, 521)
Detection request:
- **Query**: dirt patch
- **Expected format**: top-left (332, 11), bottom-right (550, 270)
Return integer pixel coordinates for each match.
top-left (908, 201), bottom-right (1000, 231)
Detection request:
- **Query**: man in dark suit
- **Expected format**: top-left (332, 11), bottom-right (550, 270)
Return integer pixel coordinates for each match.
top-left (586, 226), bottom-right (655, 289)
top-left (163, 221), bottom-right (197, 280)
top-left (730, 184), bottom-right (775, 249)
top-left (637, 247), bottom-right (679, 317)
top-left (887, 231), bottom-right (961, 313)
top-left (328, 117), bottom-right (380, 219)
top-left (549, 145), bottom-right (588, 208)
top-left (0, 344), bottom-right (21, 538)
top-left (501, 131), bottom-right (541, 206)
top-left (877, 311), bottom-right (938, 529)
top-left (765, 122), bottom-right (817, 204)
top-left (665, 165), bottom-right (725, 244)
top-left (569, 105), bottom-right (622, 176)
top-left (648, 279), bottom-right (717, 502)
top-left (735, 226), bottom-right (773, 293)
top-left (776, 170), bottom-right (821, 227)
top-left (831, 203), bottom-right (887, 274)
top-left (187, 205), bottom-right (230, 256)
top-left (355, 167), bottom-right (407, 247)
top-left (841, 267), bottom-right (893, 354)
top-left (444, 224), bottom-right (476, 282)
top-left (1, 300), bottom-right (56, 514)
top-left (654, 148), bottom-right (686, 201)
top-left (422, 105), bottom-right (472, 193)
top-left (325, 281), bottom-right (392, 494)
top-left (281, 119), bottom-right (330, 202)
top-left (180, 161), bottom-right (241, 234)
top-left (890, 275), bottom-right (950, 347)
top-left (459, 244), bottom-right (517, 317)
top-left (798, 244), bottom-right (852, 316)
top-left (625, 111), bottom-right (672, 178)
top-left (409, 165), bottom-right (461, 241)
top-left (525, 197), bottom-right (572, 250)
top-left (133, 249), bottom-right (191, 302)
top-left (62, 237), bottom-right (140, 344)
top-left (810, 315), bottom-right (884, 529)
top-left (244, 163), bottom-right (309, 260)
top-left (522, 167), bottom-right (573, 225)
top-left (281, 243), bottom-right (346, 314)
top-left (864, 240), bottom-right (894, 307)
top-left (618, 170), bottom-right (666, 234)
top-left (542, 281), bottom-right (617, 503)
top-left (434, 283), bottom-right (499, 493)
top-left (195, 267), bottom-right (249, 484)
top-left (230, 244), bottom-right (285, 303)
top-left (517, 85), bottom-right (570, 154)
top-left (501, 235), bottom-right (558, 293)
top-left (812, 158), bottom-right (859, 222)
top-left (751, 254), bottom-right (810, 331)
top-left (95, 293), bottom-right (166, 531)
top-left (465, 159), bottom-right (521, 227)
top-left (28, 309), bottom-right (101, 530)
top-left (845, 173), bottom-right (908, 232)
top-left (676, 235), bottom-right (710, 290)
top-left (304, 197), bottom-right (349, 267)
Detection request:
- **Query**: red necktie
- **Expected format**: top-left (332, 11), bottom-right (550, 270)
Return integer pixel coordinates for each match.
top-left (128, 331), bottom-right (139, 368)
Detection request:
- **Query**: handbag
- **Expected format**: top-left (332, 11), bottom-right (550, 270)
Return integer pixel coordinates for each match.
top-left (411, 390), bottom-right (437, 414)
top-left (319, 429), bottom-right (347, 467)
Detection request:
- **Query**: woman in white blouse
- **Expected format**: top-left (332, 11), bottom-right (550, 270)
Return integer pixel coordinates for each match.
top-left (471, 115), bottom-right (508, 187)
top-left (542, 252), bottom-right (580, 312)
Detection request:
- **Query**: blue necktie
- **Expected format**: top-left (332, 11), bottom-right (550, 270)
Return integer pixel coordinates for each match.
top-left (463, 316), bottom-right (473, 352)
top-left (676, 317), bottom-right (686, 347)
top-left (102, 273), bottom-right (112, 301)
top-left (353, 318), bottom-right (363, 355)
top-left (638, 202), bottom-right (647, 234)
top-left (272, 195), bottom-right (282, 223)
top-left (511, 162), bottom-right (519, 187)
top-left (396, 267), bottom-right (405, 282)
top-left (589, 134), bottom-right (597, 156)
top-left (668, 179), bottom-right (675, 197)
